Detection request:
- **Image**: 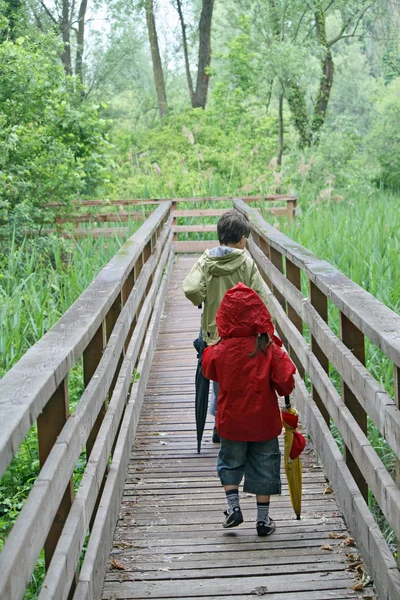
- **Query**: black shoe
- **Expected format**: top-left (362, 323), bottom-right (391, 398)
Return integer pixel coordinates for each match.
top-left (223, 506), bottom-right (243, 528)
top-left (212, 426), bottom-right (220, 443)
top-left (256, 518), bottom-right (276, 537)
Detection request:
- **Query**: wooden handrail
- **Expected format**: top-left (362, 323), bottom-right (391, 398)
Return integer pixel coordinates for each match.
top-left (233, 198), bottom-right (400, 600)
top-left (47, 194), bottom-right (298, 208)
top-left (0, 202), bottom-right (172, 600)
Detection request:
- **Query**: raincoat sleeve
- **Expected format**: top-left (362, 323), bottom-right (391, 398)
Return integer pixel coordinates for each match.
top-left (182, 257), bottom-right (207, 307)
top-left (202, 346), bottom-right (219, 382)
top-left (270, 343), bottom-right (296, 396)
top-left (248, 259), bottom-right (269, 307)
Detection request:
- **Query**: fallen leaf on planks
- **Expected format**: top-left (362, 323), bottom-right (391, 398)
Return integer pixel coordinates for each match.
top-left (353, 581), bottom-right (364, 591)
top-left (110, 559), bottom-right (126, 570)
top-left (341, 537), bottom-right (356, 547)
top-left (323, 486), bottom-right (333, 494)
top-left (328, 532), bottom-right (348, 539)
top-left (321, 544), bottom-right (334, 551)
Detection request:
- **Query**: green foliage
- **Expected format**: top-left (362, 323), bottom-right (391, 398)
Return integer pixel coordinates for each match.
top-left (0, 35), bottom-right (112, 231)
top-left (368, 77), bottom-right (400, 191)
top-left (107, 106), bottom-right (278, 198)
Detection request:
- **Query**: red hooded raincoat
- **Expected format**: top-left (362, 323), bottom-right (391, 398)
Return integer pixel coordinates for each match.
top-left (202, 283), bottom-right (296, 442)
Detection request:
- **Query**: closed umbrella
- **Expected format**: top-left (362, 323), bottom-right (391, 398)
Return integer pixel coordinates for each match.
top-left (193, 331), bottom-right (210, 453)
top-left (282, 396), bottom-right (306, 520)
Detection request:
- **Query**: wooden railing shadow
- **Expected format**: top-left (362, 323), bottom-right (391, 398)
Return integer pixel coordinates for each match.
top-left (233, 198), bottom-right (400, 600)
top-left (0, 202), bottom-right (172, 600)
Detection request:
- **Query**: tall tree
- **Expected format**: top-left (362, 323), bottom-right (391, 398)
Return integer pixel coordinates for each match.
top-left (145, 0), bottom-right (168, 117)
top-left (75, 0), bottom-right (89, 82)
top-left (30, 0), bottom-right (89, 78)
top-left (175, 0), bottom-right (215, 109)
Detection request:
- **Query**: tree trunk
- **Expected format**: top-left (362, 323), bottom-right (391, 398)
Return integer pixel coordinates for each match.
top-left (277, 92), bottom-right (284, 166)
top-left (176, 0), bottom-right (194, 103)
top-left (145, 0), bottom-right (168, 118)
top-left (75, 0), bottom-right (88, 83)
top-left (311, 3), bottom-right (334, 141)
top-left (192, 0), bottom-right (214, 109)
top-left (61, 0), bottom-right (72, 75)
top-left (311, 49), bottom-right (334, 140)
top-left (286, 83), bottom-right (312, 147)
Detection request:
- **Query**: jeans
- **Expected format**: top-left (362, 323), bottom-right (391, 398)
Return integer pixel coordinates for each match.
top-left (217, 436), bottom-right (281, 496)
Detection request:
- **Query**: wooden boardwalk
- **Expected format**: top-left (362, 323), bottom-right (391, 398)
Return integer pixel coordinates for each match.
top-left (102, 255), bottom-right (374, 600)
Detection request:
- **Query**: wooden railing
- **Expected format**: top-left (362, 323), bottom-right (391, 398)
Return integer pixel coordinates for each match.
top-left (32, 195), bottom-right (297, 241)
top-left (233, 198), bottom-right (400, 600)
top-left (0, 202), bottom-right (173, 600)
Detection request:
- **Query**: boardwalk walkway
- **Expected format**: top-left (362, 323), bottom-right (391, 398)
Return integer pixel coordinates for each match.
top-left (102, 256), bottom-right (373, 600)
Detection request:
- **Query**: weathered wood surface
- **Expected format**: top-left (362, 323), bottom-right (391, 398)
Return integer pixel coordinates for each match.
top-left (101, 255), bottom-right (373, 600)
top-left (49, 195), bottom-right (297, 207)
top-left (256, 261), bottom-right (400, 600)
top-left (0, 202), bottom-right (171, 479)
top-left (174, 241), bottom-right (219, 253)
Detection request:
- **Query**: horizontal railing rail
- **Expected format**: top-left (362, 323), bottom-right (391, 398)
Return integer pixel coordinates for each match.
top-left (233, 198), bottom-right (400, 600)
top-left (26, 196), bottom-right (297, 242)
top-left (0, 202), bottom-right (172, 600)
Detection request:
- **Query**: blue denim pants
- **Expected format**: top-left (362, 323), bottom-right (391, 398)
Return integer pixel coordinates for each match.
top-left (217, 436), bottom-right (281, 496)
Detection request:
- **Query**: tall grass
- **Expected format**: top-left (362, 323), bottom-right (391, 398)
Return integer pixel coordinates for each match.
top-left (280, 189), bottom-right (400, 553)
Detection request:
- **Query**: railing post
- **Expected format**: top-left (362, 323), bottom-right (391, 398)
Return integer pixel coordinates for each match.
top-left (171, 201), bottom-right (177, 243)
top-left (37, 377), bottom-right (74, 569)
top-left (106, 294), bottom-right (123, 396)
top-left (285, 258), bottom-right (304, 378)
top-left (309, 281), bottom-right (330, 426)
top-left (258, 237), bottom-right (273, 291)
top-left (270, 246), bottom-right (286, 310)
top-left (340, 313), bottom-right (368, 501)
top-left (395, 364), bottom-right (400, 565)
top-left (286, 198), bottom-right (296, 223)
top-left (84, 323), bottom-right (105, 460)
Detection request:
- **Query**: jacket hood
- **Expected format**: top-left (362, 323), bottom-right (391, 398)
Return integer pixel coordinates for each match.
top-left (216, 282), bottom-right (275, 338)
top-left (203, 248), bottom-right (247, 276)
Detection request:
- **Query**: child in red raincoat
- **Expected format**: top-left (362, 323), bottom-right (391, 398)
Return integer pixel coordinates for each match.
top-left (202, 283), bottom-right (296, 536)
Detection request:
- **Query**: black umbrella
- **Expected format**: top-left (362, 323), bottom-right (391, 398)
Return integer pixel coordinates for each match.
top-left (193, 329), bottom-right (210, 453)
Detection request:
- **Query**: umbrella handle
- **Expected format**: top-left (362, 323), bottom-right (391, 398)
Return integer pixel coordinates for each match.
top-left (284, 395), bottom-right (291, 408)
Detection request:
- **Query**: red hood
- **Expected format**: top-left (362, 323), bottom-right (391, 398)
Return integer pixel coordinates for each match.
top-left (216, 283), bottom-right (275, 339)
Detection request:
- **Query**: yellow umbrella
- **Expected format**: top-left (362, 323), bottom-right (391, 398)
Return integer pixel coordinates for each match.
top-left (282, 400), bottom-right (306, 520)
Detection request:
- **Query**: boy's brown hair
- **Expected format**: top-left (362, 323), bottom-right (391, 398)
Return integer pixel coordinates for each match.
top-left (217, 209), bottom-right (251, 245)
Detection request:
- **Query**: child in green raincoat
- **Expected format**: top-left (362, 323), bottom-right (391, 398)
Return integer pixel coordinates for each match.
top-left (183, 209), bottom-right (269, 441)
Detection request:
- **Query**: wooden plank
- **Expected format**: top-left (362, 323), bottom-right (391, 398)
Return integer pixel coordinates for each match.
top-left (73, 253), bottom-right (174, 600)
top-left (102, 572), bottom-right (356, 599)
top-left (56, 213), bottom-right (149, 223)
top-left (39, 241), bottom-right (173, 600)
top-left (172, 225), bottom-right (217, 233)
top-left (48, 195), bottom-right (297, 208)
top-left (172, 209), bottom-right (228, 217)
top-left (0, 202), bottom-right (171, 478)
top-left (174, 241), bottom-right (219, 253)
top-left (233, 198), bottom-right (400, 369)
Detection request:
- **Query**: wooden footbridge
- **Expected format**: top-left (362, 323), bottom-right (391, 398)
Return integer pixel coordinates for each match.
top-left (1, 198), bottom-right (400, 600)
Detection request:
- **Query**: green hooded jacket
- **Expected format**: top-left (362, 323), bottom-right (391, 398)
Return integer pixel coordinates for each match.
top-left (182, 247), bottom-right (269, 345)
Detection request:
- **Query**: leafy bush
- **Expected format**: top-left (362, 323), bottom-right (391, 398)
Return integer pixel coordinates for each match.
top-left (0, 35), bottom-right (112, 232)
